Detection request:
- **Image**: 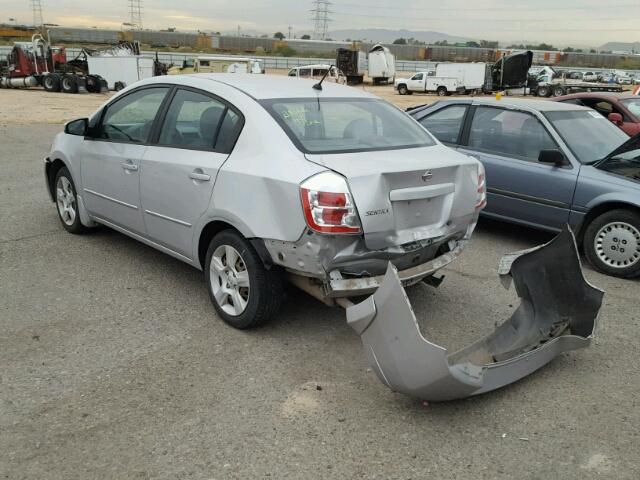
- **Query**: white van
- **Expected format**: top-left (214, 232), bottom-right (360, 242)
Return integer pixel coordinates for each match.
top-left (287, 64), bottom-right (347, 84)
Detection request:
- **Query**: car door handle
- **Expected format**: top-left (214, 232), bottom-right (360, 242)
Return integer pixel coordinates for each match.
top-left (189, 171), bottom-right (211, 182)
top-left (121, 162), bottom-right (138, 172)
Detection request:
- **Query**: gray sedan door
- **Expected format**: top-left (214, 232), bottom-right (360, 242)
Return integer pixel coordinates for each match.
top-left (140, 88), bottom-right (243, 259)
top-left (459, 106), bottom-right (579, 231)
top-left (81, 86), bottom-right (170, 234)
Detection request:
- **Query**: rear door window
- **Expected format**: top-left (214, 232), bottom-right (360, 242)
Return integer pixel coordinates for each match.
top-left (467, 106), bottom-right (557, 161)
top-left (419, 105), bottom-right (468, 144)
top-left (158, 88), bottom-right (243, 153)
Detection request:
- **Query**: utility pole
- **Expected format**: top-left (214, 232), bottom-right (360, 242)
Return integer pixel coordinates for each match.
top-left (30, 0), bottom-right (43, 29)
top-left (310, 0), bottom-right (332, 40)
top-left (127, 0), bottom-right (143, 30)
top-left (288, 25), bottom-right (292, 39)
top-left (237, 25), bottom-right (241, 37)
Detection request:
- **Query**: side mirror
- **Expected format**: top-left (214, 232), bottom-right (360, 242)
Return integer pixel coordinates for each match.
top-left (538, 149), bottom-right (566, 167)
top-left (608, 112), bottom-right (623, 126)
top-left (64, 118), bottom-right (88, 136)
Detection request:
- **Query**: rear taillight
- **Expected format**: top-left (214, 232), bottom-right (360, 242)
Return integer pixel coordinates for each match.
top-left (300, 171), bottom-right (362, 234)
top-left (476, 163), bottom-right (487, 210)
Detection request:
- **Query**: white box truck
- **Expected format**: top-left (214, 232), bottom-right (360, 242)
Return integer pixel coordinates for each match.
top-left (86, 55), bottom-right (155, 90)
top-left (368, 44), bottom-right (396, 85)
top-left (394, 71), bottom-right (463, 96)
top-left (434, 62), bottom-right (490, 93)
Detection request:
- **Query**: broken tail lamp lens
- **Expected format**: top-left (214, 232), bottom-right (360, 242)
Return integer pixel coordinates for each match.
top-left (300, 172), bottom-right (362, 234)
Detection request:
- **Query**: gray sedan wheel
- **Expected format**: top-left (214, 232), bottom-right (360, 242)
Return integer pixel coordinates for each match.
top-left (205, 229), bottom-right (283, 329)
top-left (584, 209), bottom-right (640, 278)
top-left (210, 244), bottom-right (251, 316)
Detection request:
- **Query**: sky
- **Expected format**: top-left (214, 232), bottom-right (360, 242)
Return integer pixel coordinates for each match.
top-left (1, 0), bottom-right (638, 47)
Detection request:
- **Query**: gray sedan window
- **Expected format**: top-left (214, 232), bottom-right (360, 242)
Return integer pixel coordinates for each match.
top-left (419, 105), bottom-right (467, 144)
top-left (468, 106), bottom-right (557, 162)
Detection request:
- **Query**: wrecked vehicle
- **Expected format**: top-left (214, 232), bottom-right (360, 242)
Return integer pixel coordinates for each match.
top-left (44, 74), bottom-right (602, 401)
top-left (45, 74), bottom-right (484, 328)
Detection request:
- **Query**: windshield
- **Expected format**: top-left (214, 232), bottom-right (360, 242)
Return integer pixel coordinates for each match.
top-left (544, 110), bottom-right (628, 163)
top-left (621, 98), bottom-right (640, 117)
top-left (261, 98), bottom-right (435, 154)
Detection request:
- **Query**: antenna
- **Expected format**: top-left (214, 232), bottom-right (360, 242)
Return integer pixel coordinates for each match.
top-left (127, 0), bottom-right (143, 30)
top-left (30, 0), bottom-right (43, 29)
top-left (310, 0), bottom-right (332, 40)
top-left (312, 65), bottom-right (333, 91)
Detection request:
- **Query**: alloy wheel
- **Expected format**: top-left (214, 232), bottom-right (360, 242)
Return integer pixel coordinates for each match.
top-left (209, 244), bottom-right (251, 316)
top-left (594, 221), bottom-right (640, 269)
top-left (56, 176), bottom-right (76, 226)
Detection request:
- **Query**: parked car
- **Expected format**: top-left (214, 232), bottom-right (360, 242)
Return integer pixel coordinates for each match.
top-left (552, 92), bottom-right (640, 136)
top-left (168, 56), bottom-right (264, 75)
top-left (44, 74), bottom-right (484, 329)
top-left (287, 64), bottom-right (346, 84)
top-left (582, 71), bottom-right (598, 82)
top-left (409, 98), bottom-right (640, 278)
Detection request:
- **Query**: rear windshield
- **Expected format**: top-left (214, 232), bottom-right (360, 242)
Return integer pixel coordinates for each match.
top-left (261, 97), bottom-right (435, 154)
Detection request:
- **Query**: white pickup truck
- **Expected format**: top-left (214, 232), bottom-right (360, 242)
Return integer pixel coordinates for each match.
top-left (394, 71), bottom-right (462, 96)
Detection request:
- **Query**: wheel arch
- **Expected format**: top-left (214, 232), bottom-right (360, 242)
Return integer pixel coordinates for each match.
top-left (579, 201), bottom-right (640, 240)
top-left (197, 220), bottom-right (273, 270)
top-left (45, 158), bottom-right (69, 201)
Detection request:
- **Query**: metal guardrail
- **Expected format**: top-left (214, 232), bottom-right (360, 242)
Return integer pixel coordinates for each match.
top-left (1, 45), bottom-right (638, 76)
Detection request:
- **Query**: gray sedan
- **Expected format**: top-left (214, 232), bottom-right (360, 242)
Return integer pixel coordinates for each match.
top-left (410, 98), bottom-right (640, 278)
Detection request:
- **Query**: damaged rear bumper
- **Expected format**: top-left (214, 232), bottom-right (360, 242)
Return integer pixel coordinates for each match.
top-left (346, 227), bottom-right (604, 402)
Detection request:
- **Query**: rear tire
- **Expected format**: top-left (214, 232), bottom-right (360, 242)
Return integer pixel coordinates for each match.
top-left (43, 74), bottom-right (61, 92)
top-left (537, 85), bottom-right (551, 97)
top-left (205, 230), bottom-right (283, 329)
top-left (436, 86), bottom-right (447, 96)
top-left (583, 209), bottom-right (640, 278)
top-left (61, 75), bottom-right (78, 94)
top-left (552, 86), bottom-right (566, 97)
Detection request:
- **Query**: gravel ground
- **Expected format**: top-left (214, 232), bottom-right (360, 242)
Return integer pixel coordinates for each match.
top-left (1, 119), bottom-right (639, 479)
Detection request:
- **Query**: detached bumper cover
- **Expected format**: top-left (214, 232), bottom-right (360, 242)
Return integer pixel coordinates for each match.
top-left (346, 227), bottom-right (604, 402)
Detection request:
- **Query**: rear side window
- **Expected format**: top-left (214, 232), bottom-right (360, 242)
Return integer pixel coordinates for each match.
top-left (98, 87), bottom-right (169, 143)
top-left (158, 88), bottom-right (244, 153)
top-left (299, 69), bottom-right (311, 77)
top-left (419, 105), bottom-right (467, 144)
top-left (159, 89), bottom-right (225, 150)
top-left (467, 106), bottom-right (557, 161)
top-left (261, 98), bottom-right (435, 154)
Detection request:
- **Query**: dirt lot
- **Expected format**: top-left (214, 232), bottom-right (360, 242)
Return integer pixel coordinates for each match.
top-left (1, 81), bottom-right (639, 479)
top-left (0, 72), bottom-right (483, 125)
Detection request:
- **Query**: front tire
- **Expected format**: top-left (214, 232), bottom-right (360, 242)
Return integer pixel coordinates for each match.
top-left (54, 167), bottom-right (88, 234)
top-left (583, 209), bottom-right (640, 278)
top-left (397, 84), bottom-right (408, 95)
top-left (205, 230), bottom-right (283, 329)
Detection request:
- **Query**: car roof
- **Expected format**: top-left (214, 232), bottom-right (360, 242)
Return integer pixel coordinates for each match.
top-left (144, 73), bottom-right (375, 100)
top-left (290, 64), bottom-right (334, 69)
top-left (468, 97), bottom-right (587, 111)
top-left (553, 92), bottom-right (638, 101)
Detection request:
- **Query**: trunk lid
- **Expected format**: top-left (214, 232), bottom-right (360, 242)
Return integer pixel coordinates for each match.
top-left (305, 145), bottom-right (479, 249)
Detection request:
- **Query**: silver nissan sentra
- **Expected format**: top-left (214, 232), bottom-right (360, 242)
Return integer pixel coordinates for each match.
top-left (44, 73), bottom-right (484, 329)
top-left (44, 73), bottom-right (604, 402)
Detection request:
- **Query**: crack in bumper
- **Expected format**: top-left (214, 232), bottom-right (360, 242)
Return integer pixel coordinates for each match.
top-left (346, 226), bottom-right (604, 402)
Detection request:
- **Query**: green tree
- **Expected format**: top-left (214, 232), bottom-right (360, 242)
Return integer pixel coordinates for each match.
top-left (301, 34), bottom-right (311, 40)
top-left (393, 38), bottom-right (407, 45)
top-left (273, 32), bottom-right (285, 40)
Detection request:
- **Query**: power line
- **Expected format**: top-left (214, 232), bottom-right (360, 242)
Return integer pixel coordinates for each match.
top-left (310, 0), bottom-right (332, 40)
top-left (330, 10), bottom-right (639, 23)
top-left (337, 2), bottom-right (640, 11)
